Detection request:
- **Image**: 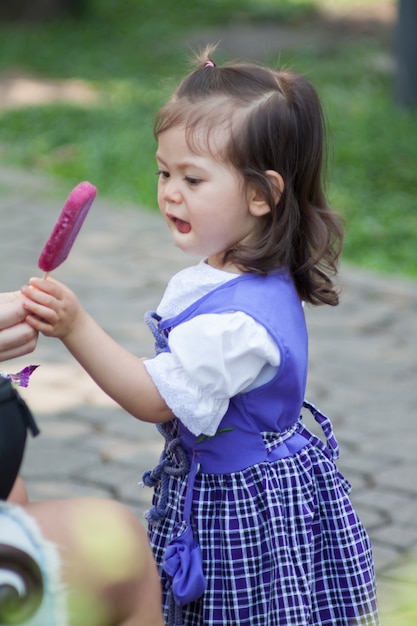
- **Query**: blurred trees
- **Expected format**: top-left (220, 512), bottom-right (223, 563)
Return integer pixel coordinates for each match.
top-left (0, 0), bottom-right (87, 21)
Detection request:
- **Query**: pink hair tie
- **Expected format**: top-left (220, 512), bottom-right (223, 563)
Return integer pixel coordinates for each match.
top-left (204, 60), bottom-right (215, 68)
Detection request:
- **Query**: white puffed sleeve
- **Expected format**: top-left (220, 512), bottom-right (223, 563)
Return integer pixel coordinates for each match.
top-left (143, 312), bottom-right (280, 436)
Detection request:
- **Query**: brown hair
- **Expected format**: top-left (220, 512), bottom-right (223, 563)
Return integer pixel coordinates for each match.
top-left (154, 46), bottom-right (344, 306)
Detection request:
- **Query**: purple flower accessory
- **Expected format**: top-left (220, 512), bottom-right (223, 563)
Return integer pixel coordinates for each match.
top-left (0, 365), bottom-right (39, 388)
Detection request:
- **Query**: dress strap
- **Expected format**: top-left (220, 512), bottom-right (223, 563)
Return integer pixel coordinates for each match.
top-left (183, 456), bottom-right (199, 524)
top-left (302, 400), bottom-right (340, 460)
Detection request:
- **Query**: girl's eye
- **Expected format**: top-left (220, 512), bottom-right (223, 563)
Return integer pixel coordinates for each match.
top-left (185, 176), bottom-right (201, 186)
top-left (156, 169), bottom-right (169, 180)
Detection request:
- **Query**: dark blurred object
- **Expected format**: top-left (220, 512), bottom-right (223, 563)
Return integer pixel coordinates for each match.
top-left (0, 377), bottom-right (40, 500)
top-left (0, 379), bottom-right (44, 623)
top-left (0, 0), bottom-right (88, 21)
top-left (0, 544), bottom-right (44, 624)
top-left (396, 0), bottom-right (417, 108)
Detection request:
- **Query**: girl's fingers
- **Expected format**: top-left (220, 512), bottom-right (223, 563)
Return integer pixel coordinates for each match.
top-left (29, 276), bottom-right (57, 289)
top-left (21, 284), bottom-right (57, 308)
top-left (24, 276), bottom-right (62, 298)
top-left (24, 313), bottom-right (55, 335)
top-left (22, 293), bottom-right (58, 323)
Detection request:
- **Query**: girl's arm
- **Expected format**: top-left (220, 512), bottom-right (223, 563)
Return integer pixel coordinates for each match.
top-left (21, 277), bottom-right (174, 425)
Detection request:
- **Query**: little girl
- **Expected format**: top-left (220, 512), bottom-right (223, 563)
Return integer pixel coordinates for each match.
top-left (22, 47), bottom-right (379, 626)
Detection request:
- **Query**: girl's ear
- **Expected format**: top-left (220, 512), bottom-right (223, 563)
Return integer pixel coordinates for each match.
top-left (248, 170), bottom-right (285, 217)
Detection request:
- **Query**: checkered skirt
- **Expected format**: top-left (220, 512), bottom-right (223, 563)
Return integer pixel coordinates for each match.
top-left (147, 427), bottom-right (379, 626)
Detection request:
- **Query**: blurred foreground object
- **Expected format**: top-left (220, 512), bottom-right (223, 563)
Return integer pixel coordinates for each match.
top-left (0, 542), bottom-right (43, 625)
top-left (0, 376), bottom-right (39, 501)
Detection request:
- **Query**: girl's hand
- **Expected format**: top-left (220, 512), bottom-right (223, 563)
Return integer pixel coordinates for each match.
top-left (21, 277), bottom-right (85, 341)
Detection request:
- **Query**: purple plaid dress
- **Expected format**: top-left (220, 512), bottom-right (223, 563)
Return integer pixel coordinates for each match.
top-left (143, 271), bottom-right (379, 626)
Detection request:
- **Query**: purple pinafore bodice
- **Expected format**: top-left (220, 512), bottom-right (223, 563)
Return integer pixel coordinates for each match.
top-left (155, 270), bottom-right (308, 473)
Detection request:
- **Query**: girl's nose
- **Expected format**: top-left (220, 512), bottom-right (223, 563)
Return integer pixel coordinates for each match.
top-left (161, 179), bottom-right (182, 204)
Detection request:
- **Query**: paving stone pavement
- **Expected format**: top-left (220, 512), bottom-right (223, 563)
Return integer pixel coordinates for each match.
top-left (1, 166), bottom-right (416, 621)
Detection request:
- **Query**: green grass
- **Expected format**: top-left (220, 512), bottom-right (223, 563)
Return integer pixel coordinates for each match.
top-left (0, 0), bottom-right (415, 278)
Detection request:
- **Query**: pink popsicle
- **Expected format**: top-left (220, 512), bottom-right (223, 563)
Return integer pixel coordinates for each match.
top-left (38, 181), bottom-right (97, 272)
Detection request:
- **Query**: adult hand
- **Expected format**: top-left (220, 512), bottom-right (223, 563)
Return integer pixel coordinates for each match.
top-left (0, 291), bottom-right (38, 362)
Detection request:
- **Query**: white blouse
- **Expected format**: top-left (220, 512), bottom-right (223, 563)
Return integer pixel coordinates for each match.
top-left (144, 262), bottom-right (280, 437)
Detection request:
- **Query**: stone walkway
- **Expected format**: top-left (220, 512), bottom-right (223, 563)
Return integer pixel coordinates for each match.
top-left (1, 165), bottom-right (416, 621)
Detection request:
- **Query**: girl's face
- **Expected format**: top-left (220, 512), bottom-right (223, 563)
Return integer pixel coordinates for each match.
top-left (156, 125), bottom-right (267, 271)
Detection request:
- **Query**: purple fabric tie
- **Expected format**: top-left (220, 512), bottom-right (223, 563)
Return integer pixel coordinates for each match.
top-left (162, 457), bottom-right (207, 606)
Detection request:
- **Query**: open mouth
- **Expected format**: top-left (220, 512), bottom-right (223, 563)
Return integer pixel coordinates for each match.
top-left (172, 217), bottom-right (191, 234)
